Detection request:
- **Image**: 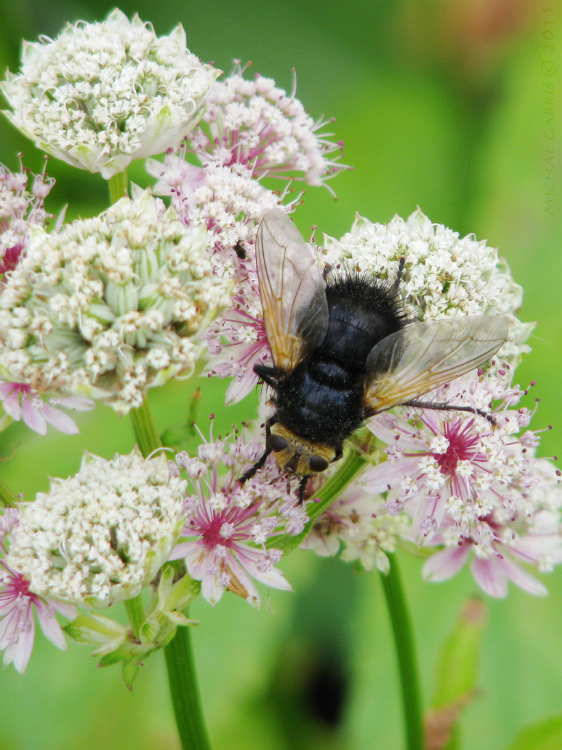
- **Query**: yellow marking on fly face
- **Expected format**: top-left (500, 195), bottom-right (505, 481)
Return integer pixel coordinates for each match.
top-left (269, 423), bottom-right (335, 476)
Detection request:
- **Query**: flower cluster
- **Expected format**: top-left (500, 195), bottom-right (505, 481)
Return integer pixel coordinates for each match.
top-left (1, 10), bottom-right (219, 178)
top-left (190, 67), bottom-right (347, 187)
top-left (170, 426), bottom-right (308, 606)
top-left (0, 507), bottom-right (75, 674)
top-left (321, 209), bottom-right (532, 365)
top-left (6, 449), bottom-right (187, 607)
top-left (361, 372), bottom-right (562, 596)
top-left (0, 160), bottom-right (55, 276)
top-left (0, 190), bottom-right (230, 413)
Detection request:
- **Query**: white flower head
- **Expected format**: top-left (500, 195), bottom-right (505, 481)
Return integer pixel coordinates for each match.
top-left (0, 190), bottom-right (230, 413)
top-left (6, 448), bottom-right (188, 607)
top-left (1, 10), bottom-right (220, 178)
top-left (322, 209), bottom-right (533, 365)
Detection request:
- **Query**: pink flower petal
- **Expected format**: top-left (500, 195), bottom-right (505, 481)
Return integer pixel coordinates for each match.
top-left (2, 389), bottom-right (22, 420)
top-left (423, 544), bottom-right (471, 582)
top-left (51, 396), bottom-right (95, 411)
top-left (21, 393), bottom-right (47, 435)
top-left (41, 403), bottom-right (80, 434)
top-left (361, 457), bottom-right (421, 494)
top-left (50, 601), bottom-right (77, 620)
top-left (35, 600), bottom-right (67, 650)
top-left (225, 366), bottom-right (259, 406)
top-left (0, 382), bottom-right (16, 400)
top-left (471, 556), bottom-right (508, 598)
top-left (201, 571), bottom-right (225, 606)
top-left (499, 556), bottom-right (548, 597)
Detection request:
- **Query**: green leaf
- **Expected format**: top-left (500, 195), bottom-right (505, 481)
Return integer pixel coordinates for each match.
top-left (425, 598), bottom-right (488, 750)
top-left (503, 713), bottom-right (562, 750)
top-left (433, 597), bottom-right (487, 708)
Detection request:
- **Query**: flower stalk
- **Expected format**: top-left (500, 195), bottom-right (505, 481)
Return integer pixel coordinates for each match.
top-left (380, 553), bottom-right (424, 750)
top-left (108, 169), bottom-right (129, 204)
top-left (0, 475), bottom-right (17, 508)
top-left (125, 594), bottom-right (145, 642)
top-left (129, 396), bottom-right (211, 750)
top-left (165, 625), bottom-right (211, 750)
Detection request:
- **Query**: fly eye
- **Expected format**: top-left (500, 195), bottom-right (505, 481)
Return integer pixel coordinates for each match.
top-left (268, 434), bottom-right (289, 452)
top-left (309, 455), bottom-right (329, 472)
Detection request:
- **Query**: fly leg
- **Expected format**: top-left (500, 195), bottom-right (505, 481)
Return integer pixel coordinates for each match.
top-left (239, 416), bottom-right (278, 484)
top-left (298, 475), bottom-right (310, 505)
top-left (404, 400), bottom-right (496, 426)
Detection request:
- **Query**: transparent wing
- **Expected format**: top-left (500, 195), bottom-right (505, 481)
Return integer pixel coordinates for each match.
top-left (256, 208), bottom-right (329, 373)
top-left (363, 315), bottom-right (509, 414)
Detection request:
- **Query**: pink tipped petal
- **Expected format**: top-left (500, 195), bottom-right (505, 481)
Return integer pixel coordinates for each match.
top-left (35, 600), bottom-right (67, 649)
top-left (471, 556), bottom-right (508, 598)
top-left (361, 457), bottom-right (420, 494)
top-left (423, 544), bottom-right (471, 582)
top-left (51, 601), bottom-right (77, 619)
top-left (201, 572), bottom-right (225, 606)
top-left (0, 382), bottom-right (16, 399)
top-left (51, 396), bottom-right (95, 411)
top-left (41, 403), bottom-right (80, 434)
top-left (2, 389), bottom-right (22, 420)
top-left (225, 368), bottom-right (259, 406)
top-left (236, 546), bottom-right (292, 591)
top-left (499, 557), bottom-right (548, 597)
top-left (21, 394), bottom-right (47, 435)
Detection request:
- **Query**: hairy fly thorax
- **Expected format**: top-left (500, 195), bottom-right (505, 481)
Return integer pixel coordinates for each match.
top-left (240, 209), bottom-right (509, 503)
top-left (268, 423), bottom-right (336, 477)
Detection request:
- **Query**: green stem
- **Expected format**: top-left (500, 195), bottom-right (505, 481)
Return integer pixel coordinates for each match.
top-left (130, 396), bottom-right (163, 457)
top-left (125, 595), bottom-right (145, 641)
top-left (108, 170), bottom-right (129, 204)
top-left (266, 447), bottom-right (367, 553)
top-left (129, 396), bottom-right (210, 750)
top-left (380, 553), bottom-right (424, 750)
top-left (0, 474), bottom-right (18, 507)
top-left (165, 625), bottom-right (210, 750)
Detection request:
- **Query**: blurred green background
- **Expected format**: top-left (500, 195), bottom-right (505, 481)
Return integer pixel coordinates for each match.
top-left (1, 1), bottom-right (561, 749)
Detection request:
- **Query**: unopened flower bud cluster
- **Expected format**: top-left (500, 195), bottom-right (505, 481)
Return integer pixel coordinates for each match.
top-left (7, 449), bottom-right (187, 607)
top-left (0, 190), bottom-right (230, 413)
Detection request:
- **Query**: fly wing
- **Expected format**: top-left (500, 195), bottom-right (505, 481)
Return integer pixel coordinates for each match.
top-left (363, 315), bottom-right (509, 414)
top-left (256, 208), bottom-right (329, 373)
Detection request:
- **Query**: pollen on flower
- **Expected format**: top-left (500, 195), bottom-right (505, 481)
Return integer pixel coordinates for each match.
top-left (1, 10), bottom-right (220, 178)
top-left (0, 190), bottom-right (230, 413)
top-left (6, 448), bottom-right (187, 607)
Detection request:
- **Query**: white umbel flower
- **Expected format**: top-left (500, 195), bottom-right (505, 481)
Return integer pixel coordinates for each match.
top-left (322, 209), bottom-right (533, 365)
top-left (1, 10), bottom-right (220, 178)
top-left (6, 449), bottom-right (188, 607)
top-left (0, 190), bottom-right (230, 413)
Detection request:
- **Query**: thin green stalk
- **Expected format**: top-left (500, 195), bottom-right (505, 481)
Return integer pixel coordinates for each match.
top-left (130, 396), bottom-right (163, 457)
top-left (0, 474), bottom-right (18, 507)
top-left (380, 553), bottom-right (424, 750)
top-left (165, 625), bottom-right (210, 750)
top-left (125, 594), bottom-right (145, 641)
top-left (266, 447), bottom-right (367, 553)
top-left (108, 170), bottom-right (129, 204)
top-left (129, 396), bottom-right (210, 750)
